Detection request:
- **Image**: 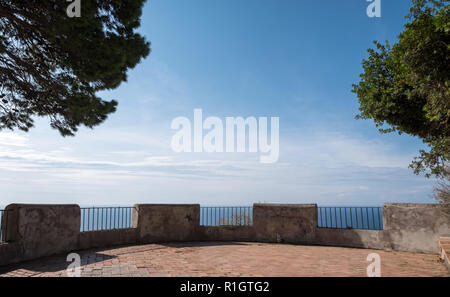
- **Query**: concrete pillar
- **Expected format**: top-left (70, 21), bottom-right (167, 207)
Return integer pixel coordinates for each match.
top-left (133, 204), bottom-right (200, 243)
top-left (383, 203), bottom-right (450, 253)
top-left (253, 203), bottom-right (317, 244)
top-left (3, 204), bottom-right (80, 260)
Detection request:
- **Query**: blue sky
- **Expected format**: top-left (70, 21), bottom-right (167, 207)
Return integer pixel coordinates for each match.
top-left (0, 0), bottom-right (438, 207)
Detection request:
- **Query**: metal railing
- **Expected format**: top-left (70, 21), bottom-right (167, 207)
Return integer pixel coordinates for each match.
top-left (80, 207), bottom-right (134, 232)
top-left (317, 207), bottom-right (383, 230)
top-left (0, 209), bottom-right (9, 243)
top-left (200, 206), bottom-right (253, 226)
top-left (3, 206), bottom-right (383, 235)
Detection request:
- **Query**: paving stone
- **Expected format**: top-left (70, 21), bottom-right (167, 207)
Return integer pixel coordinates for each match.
top-left (0, 242), bottom-right (448, 277)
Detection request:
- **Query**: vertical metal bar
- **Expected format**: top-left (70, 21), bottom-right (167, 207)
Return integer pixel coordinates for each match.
top-left (356, 207), bottom-right (360, 228)
top-left (378, 207), bottom-right (383, 230)
top-left (232, 207), bottom-right (234, 225)
top-left (240, 207), bottom-right (243, 226)
top-left (96, 208), bottom-right (100, 230)
top-left (244, 207), bottom-right (247, 225)
top-left (333, 207), bottom-right (337, 228)
top-left (89, 208), bottom-right (91, 231)
top-left (349, 208), bottom-right (352, 229)
top-left (322, 208), bottom-right (325, 227)
top-left (101, 207), bottom-right (103, 230)
top-left (344, 207), bottom-right (352, 228)
top-left (371, 207), bottom-right (375, 230)
top-left (365, 207), bottom-right (369, 230)
top-left (116, 207), bottom-right (118, 229)
top-left (4, 210), bottom-right (8, 242)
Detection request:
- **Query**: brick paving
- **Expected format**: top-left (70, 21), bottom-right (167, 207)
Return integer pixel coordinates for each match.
top-left (0, 242), bottom-right (448, 277)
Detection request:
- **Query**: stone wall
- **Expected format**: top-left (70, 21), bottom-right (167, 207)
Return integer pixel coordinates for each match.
top-left (0, 202), bottom-right (449, 267)
top-left (133, 204), bottom-right (200, 243)
top-left (198, 226), bottom-right (256, 242)
top-left (2, 204), bottom-right (80, 263)
top-left (382, 203), bottom-right (450, 253)
top-left (253, 204), bottom-right (317, 244)
top-left (314, 228), bottom-right (387, 250)
top-left (77, 228), bottom-right (138, 250)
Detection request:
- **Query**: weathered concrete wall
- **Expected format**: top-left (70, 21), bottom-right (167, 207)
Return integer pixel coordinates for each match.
top-left (1, 202), bottom-right (449, 268)
top-left (77, 228), bottom-right (138, 250)
top-left (0, 242), bottom-right (23, 266)
top-left (382, 203), bottom-right (450, 254)
top-left (133, 204), bottom-right (200, 243)
top-left (314, 228), bottom-right (387, 250)
top-left (2, 204), bottom-right (80, 262)
top-left (199, 226), bottom-right (256, 242)
top-left (253, 204), bottom-right (317, 244)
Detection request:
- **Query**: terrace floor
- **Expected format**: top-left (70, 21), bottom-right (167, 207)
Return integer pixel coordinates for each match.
top-left (0, 242), bottom-right (448, 277)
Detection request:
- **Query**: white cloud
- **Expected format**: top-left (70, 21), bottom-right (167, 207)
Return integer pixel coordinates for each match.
top-left (0, 132), bottom-right (29, 147)
top-left (0, 125), bottom-right (436, 208)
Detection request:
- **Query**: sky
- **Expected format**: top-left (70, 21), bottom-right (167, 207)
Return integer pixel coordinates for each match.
top-left (0, 0), bottom-right (439, 207)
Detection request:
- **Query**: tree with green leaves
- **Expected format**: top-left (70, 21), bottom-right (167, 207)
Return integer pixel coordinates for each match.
top-left (352, 0), bottom-right (449, 204)
top-left (0, 0), bottom-right (150, 136)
